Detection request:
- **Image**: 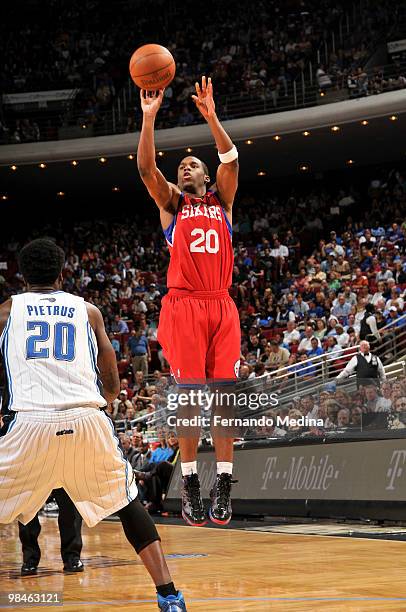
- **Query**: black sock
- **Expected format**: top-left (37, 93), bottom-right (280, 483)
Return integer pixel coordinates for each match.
top-left (157, 582), bottom-right (177, 598)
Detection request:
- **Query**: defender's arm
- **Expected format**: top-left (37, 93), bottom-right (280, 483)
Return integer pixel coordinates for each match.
top-left (87, 303), bottom-right (120, 403)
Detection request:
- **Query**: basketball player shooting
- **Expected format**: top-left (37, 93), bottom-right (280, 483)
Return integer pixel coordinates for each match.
top-left (0, 239), bottom-right (186, 612)
top-left (137, 77), bottom-right (241, 527)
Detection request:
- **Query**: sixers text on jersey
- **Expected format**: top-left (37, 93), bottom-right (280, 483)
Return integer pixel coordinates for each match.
top-left (163, 190), bottom-right (233, 292)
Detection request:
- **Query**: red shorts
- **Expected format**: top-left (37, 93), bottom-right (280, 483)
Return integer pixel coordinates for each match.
top-left (158, 289), bottom-right (241, 384)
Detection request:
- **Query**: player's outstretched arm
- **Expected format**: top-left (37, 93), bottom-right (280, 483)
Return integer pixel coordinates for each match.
top-left (137, 89), bottom-right (177, 218)
top-left (87, 303), bottom-right (120, 403)
top-left (192, 76), bottom-right (238, 213)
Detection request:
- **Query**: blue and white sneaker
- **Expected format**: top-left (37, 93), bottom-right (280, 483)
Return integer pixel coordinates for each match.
top-left (157, 590), bottom-right (187, 611)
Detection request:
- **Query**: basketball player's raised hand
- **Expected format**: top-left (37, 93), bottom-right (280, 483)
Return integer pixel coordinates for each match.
top-left (192, 76), bottom-right (216, 120)
top-left (140, 89), bottom-right (165, 117)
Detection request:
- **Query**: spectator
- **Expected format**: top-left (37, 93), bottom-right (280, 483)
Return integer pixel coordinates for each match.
top-left (336, 340), bottom-right (386, 386)
top-left (335, 324), bottom-right (350, 348)
top-left (359, 303), bottom-right (381, 343)
top-left (331, 294), bottom-right (352, 322)
top-left (363, 384), bottom-right (390, 413)
top-left (109, 332), bottom-right (121, 359)
top-left (112, 390), bottom-right (132, 420)
top-left (283, 321), bottom-right (301, 348)
top-left (298, 326), bottom-right (321, 352)
top-left (385, 306), bottom-right (403, 329)
top-left (307, 337), bottom-right (324, 359)
top-left (262, 340), bottom-right (290, 372)
top-left (314, 319), bottom-right (327, 341)
top-left (111, 314), bottom-right (129, 334)
top-left (337, 408), bottom-right (350, 428)
top-left (127, 329), bottom-right (151, 378)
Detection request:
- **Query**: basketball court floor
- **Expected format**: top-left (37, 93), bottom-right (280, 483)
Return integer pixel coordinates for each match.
top-left (2, 517), bottom-right (406, 611)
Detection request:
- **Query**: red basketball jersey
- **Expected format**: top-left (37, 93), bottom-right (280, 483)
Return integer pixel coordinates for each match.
top-left (163, 190), bottom-right (233, 291)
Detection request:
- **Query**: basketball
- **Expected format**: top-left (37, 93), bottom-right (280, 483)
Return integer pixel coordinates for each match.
top-left (129, 43), bottom-right (176, 90)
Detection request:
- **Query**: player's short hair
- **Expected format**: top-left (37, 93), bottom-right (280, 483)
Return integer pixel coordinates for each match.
top-left (200, 160), bottom-right (209, 176)
top-left (19, 238), bottom-right (65, 285)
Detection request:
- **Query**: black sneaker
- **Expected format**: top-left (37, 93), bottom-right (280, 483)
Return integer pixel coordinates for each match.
top-left (21, 563), bottom-right (38, 576)
top-left (181, 473), bottom-right (207, 526)
top-left (63, 559), bottom-right (84, 573)
top-left (209, 473), bottom-right (236, 525)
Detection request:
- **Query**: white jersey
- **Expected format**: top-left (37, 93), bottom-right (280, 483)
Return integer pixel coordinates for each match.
top-left (0, 291), bottom-right (106, 412)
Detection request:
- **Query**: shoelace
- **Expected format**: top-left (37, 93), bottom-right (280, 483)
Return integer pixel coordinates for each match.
top-left (215, 476), bottom-right (238, 508)
top-left (186, 475), bottom-right (204, 511)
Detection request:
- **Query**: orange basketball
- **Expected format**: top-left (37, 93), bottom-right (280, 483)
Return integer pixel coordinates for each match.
top-left (129, 44), bottom-right (175, 90)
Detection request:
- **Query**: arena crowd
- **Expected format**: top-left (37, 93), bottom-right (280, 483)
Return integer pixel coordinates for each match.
top-left (1, 162), bottom-right (405, 382)
top-left (1, 0), bottom-right (402, 142)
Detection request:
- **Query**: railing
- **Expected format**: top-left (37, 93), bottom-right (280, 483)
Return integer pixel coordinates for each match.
top-left (376, 313), bottom-right (406, 363)
top-left (236, 314), bottom-right (406, 404)
top-left (114, 357), bottom-right (406, 444)
top-left (112, 315), bottom-right (406, 439)
top-left (0, 55), bottom-right (406, 144)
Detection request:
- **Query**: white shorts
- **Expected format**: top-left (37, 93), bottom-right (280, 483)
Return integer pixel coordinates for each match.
top-left (0, 408), bottom-right (138, 527)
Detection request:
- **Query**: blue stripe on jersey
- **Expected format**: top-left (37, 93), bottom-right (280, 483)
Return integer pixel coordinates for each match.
top-left (221, 208), bottom-right (233, 237)
top-left (7, 412), bottom-right (18, 434)
top-left (0, 314), bottom-right (11, 349)
top-left (88, 325), bottom-right (104, 396)
top-left (1, 317), bottom-right (13, 409)
top-left (163, 214), bottom-right (177, 246)
top-left (102, 411), bottom-right (133, 503)
top-left (86, 322), bottom-right (99, 393)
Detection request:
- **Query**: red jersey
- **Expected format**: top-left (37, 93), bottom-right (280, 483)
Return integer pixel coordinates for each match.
top-left (163, 189), bottom-right (234, 291)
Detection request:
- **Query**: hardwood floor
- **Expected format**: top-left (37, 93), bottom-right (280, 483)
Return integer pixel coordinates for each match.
top-left (1, 518), bottom-right (406, 611)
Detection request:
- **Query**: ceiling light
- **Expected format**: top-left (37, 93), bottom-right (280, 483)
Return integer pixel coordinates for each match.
top-left (320, 91), bottom-right (325, 97)
top-left (390, 115), bottom-right (398, 121)
top-left (346, 159), bottom-right (354, 165)
top-left (185, 147), bottom-right (193, 153)
top-left (257, 170), bottom-right (267, 176)
top-left (1, 195), bottom-right (8, 200)
top-left (302, 131), bottom-right (311, 137)
top-left (81, 124), bottom-right (87, 129)
top-left (245, 139), bottom-right (253, 145)
top-left (361, 120), bottom-right (368, 126)
top-left (71, 160), bottom-right (78, 166)
top-left (99, 157), bottom-right (107, 163)
top-left (331, 126), bottom-right (340, 132)
top-left (57, 191), bottom-right (65, 197)
top-left (10, 165), bottom-right (17, 171)
top-left (128, 154), bottom-right (134, 160)
top-left (299, 164), bottom-right (310, 172)
top-left (112, 186), bottom-right (120, 192)
top-left (157, 151), bottom-right (164, 157)
top-left (273, 135), bottom-right (281, 141)
top-left (39, 163), bottom-right (46, 169)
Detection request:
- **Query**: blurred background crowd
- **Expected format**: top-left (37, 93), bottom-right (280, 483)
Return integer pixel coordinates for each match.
top-left (2, 0), bottom-right (406, 516)
top-left (1, 164), bottom-right (405, 447)
top-left (1, 0), bottom-right (406, 143)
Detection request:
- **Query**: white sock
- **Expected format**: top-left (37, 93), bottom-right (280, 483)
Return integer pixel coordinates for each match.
top-left (217, 461), bottom-right (233, 475)
top-left (181, 461), bottom-right (197, 476)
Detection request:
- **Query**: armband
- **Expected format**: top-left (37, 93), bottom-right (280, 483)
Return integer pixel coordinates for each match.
top-left (218, 145), bottom-right (238, 163)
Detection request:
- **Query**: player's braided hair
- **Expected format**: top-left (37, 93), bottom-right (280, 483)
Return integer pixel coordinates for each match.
top-left (18, 238), bottom-right (65, 285)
